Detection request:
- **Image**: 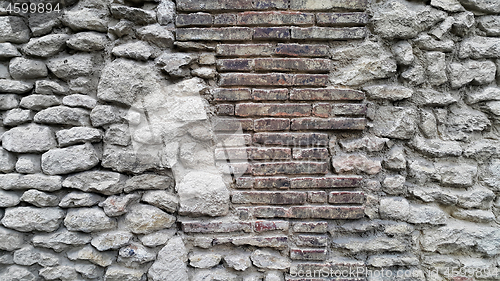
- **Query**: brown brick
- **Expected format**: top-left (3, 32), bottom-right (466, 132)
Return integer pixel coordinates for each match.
top-left (253, 133), bottom-right (329, 146)
top-left (275, 43), bottom-right (329, 57)
top-left (254, 0), bottom-right (290, 10)
top-left (219, 73), bottom-right (328, 86)
top-left (254, 118), bottom-right (290, 131)
top-left (182, 221), bottom-right (252, 233)
top-left (254, 27), bottom-right (290, 40)
top-left (312, 103), bottom-right (330, 117)
top-left (290, 248), bottom-right (327, 261)
top-left (233, 191), bottom-right (307, 204)
top-left (215, 133), bottom-right (252, 147)
top-left (331, 103), bottom-right (367, 116)
top-left (235, 177), bottom-right (253, 189)
top-left (176, 13), bottom-right (213, 27)
top-left (213, 88), bottom-right (251, 101)
top-left (329, 191), bottom-right (365, 204)
top-left (295, 235), bottom-right (328, 247)
top-left (252, 206), bottom-right (289, 218)
top-left (317, 12), bottom-right (369, 26)
top-left (291, 27), bottom-right (367, 40)
top-left (230, 236), bottom-right (288, 248)
top-left (252, 162), bottom-right (328, 176)
top-left (291, 117), bottom-right (366, 130)
top-left (214, 14), bottom-right (237, 26)
top-left (213, 117), bottom-right (253, 131)
top-left (254, 58), bottom-right (331, 72)
top-left (238, 11), bottom-right (314, 26)
top-left (290, 0), bottom-right (368, 11)
top-left (290, 176), bottom-right (363, 189)
top-left (293, 74), bottom-right (329, 86)
top-left (253, 89), bottom-right (289, 101)
top-left (216, 104), bottom-right (234, 115)
top-left (292, 222), bottom-right (328, 233)
top-left (293, 148), bottom-right (329, 160)
top-left (254, 220), bottom-right (289, 232)
top-left (289, 206), bottom-right (364, 219)
top-left (290, 88), bottom-right (365, 101)
top-left (217, 59), bottom-right (254, 71)
top-left (176, 27), bottom-right (253, 41)
top-left (308, 191), bottom-right (327, 203)
top-left (235, 103), bottom-right (311, 117)
top-left (217, 44), bottom-right (275, 57)
top-left (254, 177), bottom-right (291, 189)
top-left (251, 147), bottom-right (291, 160)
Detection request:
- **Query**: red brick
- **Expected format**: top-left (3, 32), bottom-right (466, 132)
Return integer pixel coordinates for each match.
top-left (214, 14), bottom-right (237, 26)
top-left (182, 221), bottom-right (252, 233)
top-left (312, 103), bottom-right (330, 117)
top-left (252, 162), bottom-right (328, 176)
top-left (329, 191), bottom-right (365, 204)
top-left (290, 176), bottom-right (363, 189)
top-left (237, 11), bottom-right (314, 26)
top-left (293, 148), bottom-right (329, 160)
top-left (275, 44), bottom-right (329, 57)
top-left (253, 133), bottom-right (329, 146)
top-left (316, 12), bottom-right (369, 26)
top-left (233, 191), bottom-right (307, 204)
top-left (290, 248), bottom-right (327, 260)
top-left (213, 88), bottom-right (251, 101)
top-left (254, 118), bottom-right (290, 131)
top-left (331, 103), bottom-right (367, 116)
top-left (292, 222), bottom-right (328, 233)
top-left (290, 0), bottom-right (368, 11)
top-left (219, 73), bottom-right (328, 86)
top-left (251, 147), bottom-right (292, 160)
top-left (215, 133), bottom-right (252, 147)
top-left (216, 104), bottom-right (234, 115)
top-left (291, 117), bottom-right (366, 130)
top-left (293, 74), bottom-right (329, 86)
top-left (235, 103), bottom-right (311, 117)
top-left (254, 177), bottom-right (291, 189)
top-left (216, 44), bottom-right (274, 57)
top-left (235, 177), bottom-right (253, 189)
top-left (308, 191), bottom-right (327, 203)
top-left (217, 59), bottom-right (254, 71)
top-left (254, 27), bottom-right (290, 39)
top-left (290, 88), bottom-right (365, 101)
top-left (252, 206), bottom-right (289, 218)
top-left (213, 117), bottom-right (254, 131)
top-left (176, 13), bottom-right (213, 27)
top-left (289, 206), bottom-right (364, 219)
top-left (254, 58), bottom-right (331, 72)
top-left (291, 27), bottom-right (367, 40)
top-left (295, 235), bottom-right (328, 247)
top-left (254, 220), bottom-right (289, 232)
top-left (253, 89), bottom-right (289, 101)
top-left (176, 27), bottom-right (253, 41)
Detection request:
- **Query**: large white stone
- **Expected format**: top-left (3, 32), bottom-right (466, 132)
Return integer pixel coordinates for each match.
top-left (1, 207), bottom-right (65, 232)
top-left (124, 204), bottom-right (176, 234)
top-left (64, 207), bottom-right (116, 233)
top-left (2, 125), bottom-right (56, 153)
top-left (41, 143), bottom-right (100, 175)
top-left (62, 170), bottom-right (125, 195)
top-left (148, 236), bottom-right (188, 281)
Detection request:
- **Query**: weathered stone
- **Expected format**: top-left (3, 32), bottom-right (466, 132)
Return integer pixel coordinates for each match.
top-left (333, 236), bottom-right (406, 253)
top-left (39, 266), bottom-right (79, 281)
top-left (0, 148), bottom-right (16, 173)
top-left (46, 54), bottom-right (94, 80)
top-left (1, 207), bottom-right (64, 232)
top-left (2, 125), bottom-right (56, 153)
top-left (112, 41), bottom-right (153, 61)
top-left (420, 108), bottom-right (438, 137)
top-left (458, 188), bottom-right (494, 209)
top-left (41, 143), bottom-right (99, 175)
top-left (0, 43), bottom-right (21, 58)
top-left (464, 140), bottom-right (500, 160)
top-left (467, 87), bottom-right (500, 104)
top-left (440, 106), bottom-right (491, 141)
top-left (224, 254), bottom-right (251, 271)
top-left (118, 242), bottom-right (156, 265)
top-left (0, 94), bottom-right (18, 110)
top-left (0, 80), bottom-right (33, 94)
top-left (9, 57), bottom-right (47, 79)
top-left (0, 173), bottom-right (62, 191)
top-left (0, 226), bottom-right (24, 251)
top-left (331, 154), bottom-right (381, 175)
top-left (136, 24), bottom-right (175, 48)
top-left (99, 193), bottom-right (140, 217)
top-left (105, 266), bottom-right (144, 281)
top-left (62, 8), bottom-right (109, 32)
top-left (19, 95), bottom-right (60, 111)
top-left (408, 159), bottom-right (437, 184)
top-left (15, 154), bottom-right (40, 173)
top-left (364, 85), bottom-right (413, 101)
top-left (35, 80), bottom-right (68, 95)
top-left (415, 34), bottom-right (454, 52)
top-left (177, 171), bottom-right (230, 217)
top-left (391, 41), bottom-right (414, 65)
top-left (63, 170), bottom-right (125, 195)
top-left (157, 0), bottom-right (175, 25)
top-left (20, 189), bottom-right (58, 207)
top-left (56, 127), bottom-right (102, 147)
top-left (124, 204), bottom-right (176, 234)
top-left (32, 229), bottom-right (91, 252)
top-left (0, 190), bottom-right (20, 207)
top-left (437, 163), bottom-right (477, 187)
top-left (101, 144), bottom-right (165, 174)
top-left (13, 245), bottom-right (58, 267)
top-left (148, 236), bottom-right (188, 281)
top-left (3, 109), bottom-right (33, 126)
top-left (452, 208), bottom-right (495, 223)
top-left (483, 159), bottom-right (500, 191)
top-left (90, 105), bottom-right (122, 127)
top-left (75, 263), bottom-right (104, 279)
top-left (0, 265), bottom-right (35, 281)
top-left (408, 204), bottom-right (447, 225)
top-left (251, 249), bottom-right (291, 270)
top-left (382, 175), bottom-right (406, 195)
top-left (413, 89), bottom-right (456, 107)
top-left (64, 207), bottom-right (116, 232)
top-left (339, 136), bottom-right (388, 152)
top-left (449, 60), bottom-right (496, 88)
top-left (431, 0), bottom-right (464, 12)
top-left (189, 253), bottom-right (222, 269)
top-left (155, 52), bottom-right (195, 77)
top-left (459, 36), bottom-right (500, 60)
top-left (411, 136), bottom-right (462, 157)
top-left (477, 15), bottom-right (500, 36)
top-left (109, 20), bottom-right (134, 37)
top-left (22, 34), bottom-right (68, 57)
top-left (192, 67), bottom-right (217, 79)
top-left (368, 254), bottom-right (419, 268)
top-left (62, 94), bottom-right (97, 109)
top-left (67, 245), bottom-right (115, 267)
top-left (379, 197), bottom-right (410, 221)
top-left (458, 0), bottom-right (500, 14)
top-left (482, 101), bottom-right (500, 116)
top-left (139, 229), bottom-right (176, 247)
top-left (91, 231), bottom-right (133, 251)
top-left (67, 32), bottom-right (108, 52)
top-left (374, 107), bottom-right (417, 139)
top-left (0, 16), bottom-right (30, 43)
top-left (110, 4), bottom-right (156, 25)
top-left (141, 190), bottom-right (178, 213)
top-left (192, 269), bottom-right (238, 281)
top-left (59, 192), bottom-right (103, 208)
top-left (102, 124), bottom-right (130, 146)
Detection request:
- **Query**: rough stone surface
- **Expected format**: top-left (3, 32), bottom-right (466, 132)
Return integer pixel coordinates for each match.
top-left (1, 207), bottom-right (65, 232)
top-left (62, 171), bottom-right (125, 195)
top-left (2, 125), bottom-right (56, 153)
top-left (22, 34), bottom-right (68, 57)
top-left (41, 144), bottom-right (100, 175)
top-left (64, 207), bottom-right (117, 232)
top-left (124, 204), bottom-right (176, 234)
top-left (148, 236), bottom-right (188, 281)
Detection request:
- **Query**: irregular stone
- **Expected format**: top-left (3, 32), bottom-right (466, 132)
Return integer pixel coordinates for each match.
top-left (482, 101), bottom-right (500, 116)
top-left (452, 208), bottom-right (495, 222)
top-left (99, 193), bottom-right (140, 217)
top-left (110, 5), bottom-right (157, 25)
top-left (431, 0), bottom-right (464, 12)
top-left (415, 34), bottom-right (454, 52)
top-left (101, 144), bottom-right (165, 174)
top-left (64, 207), bottom-right (116, 232)
top-left (59, 192), bottom-right (103, 208)
top-left (379, 197), bottom-right (410, 221)
top-left (0, 148), bottom-right (16, 173)
top-left (458, 0), bottom-right (500, 14)
top-left (90, 105), bottom-right (122, 127)
top-left (332, 154), bottom-right (382, 175)
top-left (46, 54), bottom-right (94, 80)
top-left (118, 242), bottom-right (156, 265)
top-left (364, 85), bottom-right (413, 101)
top-left (157, 0), bottom-right (175, 25)
top-left (458, 188), bottom-right (495, 209)
top-left (429, 16), bottom-right (455, 40)
top-left (148, 236), bottom-right (188, 281)
top-left (28, 11), bottom-right (60, 37)
top-left (15, 154), bottom-right (41, 173)
top-left (0, 226), bottom-right (24, 251)
top-left (192, 67), bottom-right (216, 79)
top-left (224, 254), bottom-right (251, 271)
top-left (104, 124), bottom-right (130, 146)
top-left (177, 171), bottom-right (230, 217)
top-left (0, 190), bottom-right (20, 207)
top-left (39, 266), bottom-right (79, 281)
top-left (41, 143), bottom-right (99, 175)
top-left (1, 207), bottom-right (64, 232)
top-left (56, 127), bottom-right (102, 147)
top-left (112, 41), bottom-right (153, 61)
top-left (3, 108), bottom-right (32, 126)
top-left (0, 265), bottom-right (35, 281)
top-left (190, 253), bottom-right (222, 268)
top-left (155, 52), bottom-right (195, 77)
top-left (20, 189), bottom-right (58, 207)
top-left (75, 263), bottom-right (104, 279)
top-left (251, 249), bottom-right (291, 270)
top-left (437, 163), bottom-right (477, 187)
top-left (477, 15), bottom-right (500, 36)
top-left (5, 174), bottom-right (62, 191)
top-left (0, 16), bottom-right (30, 43)
top-left (420, 109), bottom-right (438, 138)
top-left (391, 41), bottom-right (414, 65)
top-left (0, 80), bottom-right (33, 94)
top-left (368, 254), bottom-right (419, 267)
top-left (67, 32), bottom-right (108, 51)
top-left (22, 34), bottom-right (68, 57)
top-left (408, 204), bottom-right (447, 225)
top-left (483, 159), bottom-right (500, 191)
top-left (62, 8), bottom-right (109, 32)
top-left (32, 229), bottom-right (91, 252)
top-left (139, 229), bottom-right (176, 247)
top-left (91, 231), bottom-right (133, 251)
top-left (464, 139), bottom-right (500, 160)
top-left (0, 94), bottom-right (18, 110)
top-left (449, 60), bottom-right (496, 88)
top-left (382, 175), bottom-right (406, 195)
top-left (109, 20), bottom-right (134, 37)
top-left (0, 43), bottom-right (21, 58)
top-left (425, 51), bottom-right (448, 85)
top-left (339, 136), bottom-right (388, 152)
top-left (333, 236), bottom-right (407, 253)
top-left (13, 245), bottom-right (58, 267)
top-left (411, 136), bottom-right (462, 157)
top-left (62, 94), bottom-right (97, 109)
top-left (459, 36), bottom-right (500, 59)
top-left (105, 266), bottom-right (144, 281)
top-left (63, 171), bottom-right (123, 196)
top-left (124, 204), bottom-right (176, 234)
top-left (467, 87), bottom-right (500, 104)
top-left (67, 245), bottom-right (115, 267)
top-left (34, 106), bottom-right (90, 126)
top-left (35, 80), bottom-right (68, 95)
top-left (19, 95), bottom-right (60, 110)
top-left (9, 57), bottom-right (47, 80)
top-left (412, 89), bottom-right (456, 107)
top-left (192, 269), bottom-right (238, 281)
top-left (68, 77), bottom-right (97, 94)
top-left (440, 106), bottom-right (491, 140)
top-left (374, 106), bottom-right (416, 139)
top-left (265, 271), bottom-right (283, 281)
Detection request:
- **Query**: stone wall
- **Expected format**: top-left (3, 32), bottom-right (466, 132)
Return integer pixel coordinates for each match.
top-left (0, 0), bottom-right (500, 280)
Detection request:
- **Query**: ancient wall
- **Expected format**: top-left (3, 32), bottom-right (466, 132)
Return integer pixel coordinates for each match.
top-left (0, 0), bottom-right (500, 280)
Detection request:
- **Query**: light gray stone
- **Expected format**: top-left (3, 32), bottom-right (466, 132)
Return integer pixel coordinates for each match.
top-left (139, 229), bottom-right (176, 247)
top-left (452, 11), bottom-right (475, 36)
top-left (148, 236), bottom-right (188, 281)
top-left (483, 159), bottom-right (500, 191)
top-left (20, 189), bottom-right (58, 207)
top-left (224, 254), bottom-right (251, 271)
top-left (141, 190), bottom-right (178, 213)
top-left (62, 94), bottom-right (97, 109)
top-left (192, 67), bottom-right (217, 79)
top-left (67, 32), bottom-right (108, 51)
top-left (449, 60), bottom-right (496, 88)
top-left (64, 171), bottom-right (124, 196)
top-left (379, 197), bottom-right (410, 221)
top-left (189, 253), bottom-right (222, 268)
top-left (124, 204), bottom-right (176, 234)
top-left (410, 136), bottom-right (462, 157)
top-left (75, 263), bottom-right (104, 279)
top-left (440, 106), bottom-right (491, 141)
top-left (136, 24), bottom-right (175, 48)
top-left (91, 231), bottom-right (133, 251)
top-left (125, 174), bottom-right (174, 193)
top-left (0, 80), bottom-right (33, 94)
top-left (467, 87), bottom-right (500, 104)
top-left (1, 207), bottom-right (65, 232)
top-left (339, 136), bottom-right (388, 152)
top-left (477, 15), bottom-right (500, 36)
top-left (0, 265), bottom-right (35, 281)
top-left (9, 57), bottom-right (47, 79)
top-left (452, 208), bottom-right (495, 223)
top-left (3, 109), bottom-right (33, 126)
top-left (104, 266), bottom-right (144, 281)
top-left (374, 107), bottom-right (417, 139)
top-left (192, 269), bottom-right (238, 281)
top-left (35, 80), bottom-right (68, 95)
top-left (22, 34), bottom-right (68, 57)
top-left (464, 139), bottom-right (500, 160)
top-left (109, 20), bottom-right (134, 38)
top-left (110, 5), bottom-right (157, 25)
top-left (59, 192), bottom-right (103, 208)
top-left (0, 94), bottom-right (18, 110)
top-left (99, 193), bottom-right (140, 217)
top-left (155, 52), bottom-right (195, 77)
top-left (429, 17), bottom-right (455, 40)
top-left (0, 226), bottom-right (23, 251)
top-left (90, 105), bottom-right (122, 127)
top-left (68, 77), bottom-right (97, 94)
top-left (67, 245), bottom-right (115, 267)
top-left (413, 89), bottom-right (456, 106)
top-left (265, 271), bottom-right (283, 281)
top-left (112, 41), bottom-right (153, 61)
top-left (251, 249), bottom-right (291, 270)
top-left (118, 242), bottom-right (156, 265)
top-left (382, 175), bottom-right (406, 195)
top-left (0, 16), bottom-right (30, 43)
top-left (64, 207), bottom-right (116, 233)
top-left (0, 148), bottom-right (15, 173)
top-left (437, 163), bottom-right (477, 187)
top-left (41, 143), bottom-right (99, 175)
top-left (425, 52), bottom-right (447, 85)
top-left (459, 36), bottom-right (500, 59)
top-left (0, 190), bottom-right (20, 207)
top-left (482, 101), bottom-right (500, 116)
top-left (415, 34), bottom-right (454, 52)
top-left (13, 245), bottom-right (58, 267)
top-left (19, 95), bottom-right (60, 110)
top-left (34, 106), bottom-right (90, 126)
top-left (157, 0), bottom-right (175, 25)
top-left (62, 8), bottom-right (109, 32)
top-left (458, 188), bottom-right (494, 209)
top-left (408, 204), bottom-right (447, 225)
top-left (104, 124), bottom-right (130, 146)
top-left (56, 127), bottom-right (102, 147)
top-left (0, 43), bottom-right (21, 59)
top-left (332, 154), bottom-right (382, 175)
top-left (15, 154), bottom-right (42, 173)
top-left (46, 54), bottom-right (94, 80)
top-left (2, 173), bottom-right (62, 191)
top-left (32, 229), bottom-right (91, 252)
top-left (410, 160), bottom-right (437, 183)
top-left (332, 236), bottom-right (407, 253)
top-left (364, 85), bottom-right (413, 101)
top-left (458, 0), bottom-right (500, 14)
top-left (39, 266), bottom-right (79, 281)
top-left (101, 144), bottom-right (165, 174)
top-left (431, 0), bottom-right (464, 12)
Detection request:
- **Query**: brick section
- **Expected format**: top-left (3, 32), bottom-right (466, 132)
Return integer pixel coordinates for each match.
top-left (308, 191), bottom-right (327, 203)
top-left (217, 59), bottom-right (255, 71)
top-left (219, 73), bottom-right (328, 87)
top-left (254, 177), bottom-right (291, 189)
top-left (289, 206), bottom-right (364, 219)
top-left (295, 235), bottom-right (328, 247)
top-left (177, 0), bottom-right (291, 11)
top-left (290, 0), bottom-right (368, 11)
top-left (312, 103), bottom-right (330, 117)
top-left (214, 14), bottom-right (237, 25)
top-left (329, 191), bottom-right (365, 204)
top-left (253, 206), bottom-right (289, 218)
top-left (291, 27), bottom-right (367, 40)
top-left (213, 88), bottom-right (252, 101)
top-left (291, 117), bottom-right (367, 130)
top-left (331, 103), bottom-right (367, 116)
top-left (252, 162), bottom-right (329, 176)
top-left (235, 177), bottom-right (254, 189)
top-left (316, 12), bottom-right (369, 26)
top-left (176, 13), bottom-right (213, 27)
top-left (215, 147), bottom-right (292, 160)
top-left (182, 221), bottom-right (252, 233)
top-left (254, 118), bottom-right (290, 131)
top-left (254, 220), bottom-right (290, 232)
top-left (253, 133), bottom-right (329, 146)
top-left (253, 89), bottom-right (289, 100)
top-left (275, 44), bottom-right (329, 57)
top-left (176, 27), bottom-right (253, 41)
top-left (214, 236), bottom-right (288, 248)
top-left (217, 44), bottom-right (275, 57)
top-left (290, 88), bottom-right (365, 101)
top-left (290, 248), bottom-right (328, 260)
top-left (254, 58), bottom-right (331, 72)
top-left (235, 103), bottom-right (311, 117)
top-left (290, 176), bottom-right (363, 189)
top-left (293, 148), bottom-right (329, 160)
top-left (213, 117), bottom-right (254, 131)
top-left (238, 11), bottom-right (314, 26)
top-left (232, 191), bottom-right (307, 204)
top-left (254, 27), bottom-right (291, 39)
top-left (292, 222), bottom-right (328, 233)
top-left (216, 104), bottom-right (234, 115)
